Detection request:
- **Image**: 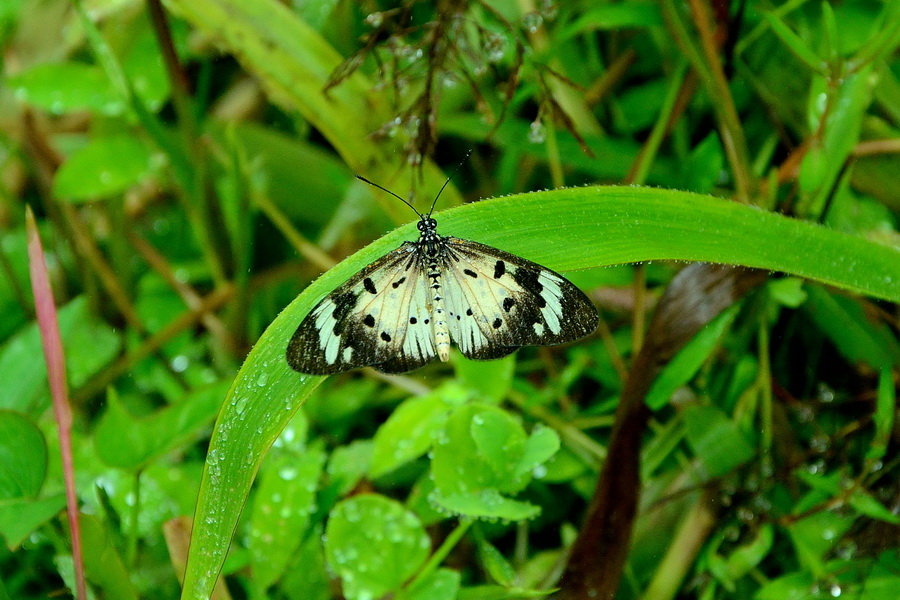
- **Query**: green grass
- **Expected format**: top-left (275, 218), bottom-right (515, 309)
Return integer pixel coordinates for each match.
top-left (1, 1), bottom-right (899, 599)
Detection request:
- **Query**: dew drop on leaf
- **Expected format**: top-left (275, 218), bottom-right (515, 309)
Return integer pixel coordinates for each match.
top-left (365, 12), bottom-right (383, 27)
top-left (529, 120), bottom-right (546, 144)
top-left (522, 12), bottom-right (543, 33)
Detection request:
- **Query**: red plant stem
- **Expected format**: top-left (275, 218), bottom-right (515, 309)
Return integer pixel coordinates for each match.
top-left (25, 206), bottom-right (87, 600)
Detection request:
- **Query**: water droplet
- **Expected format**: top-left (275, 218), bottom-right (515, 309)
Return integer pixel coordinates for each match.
top-left (279, 466), bottom-right (299, 480)
top-left (281, 428), bottom-right (296, 444)
top-left (810, 434), bottom-right (830, 452)
top-left (404, 116), bottom-right (420, 138)
top-left (365, 12), bottom-right (383, 27)
top-left (256, 373), bottom-right (269, 387)
top-left (522, 12), bottom-right (543, 33)
top-left (737, 507), bottom-right (755, 522)
top-left (528, 120), bottom-right (546, 144)
top-left (539, 0), bottom-right (558, 20)
top-left (171, 355), bottom-right (189, 372)
top-left (806, 459), bottom-right (825, 474)
top-left (485, 33), bottom-right (506, 62)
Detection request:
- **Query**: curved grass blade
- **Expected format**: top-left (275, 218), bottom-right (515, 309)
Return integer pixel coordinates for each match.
top-left (180, 186), bottom-right (900, 598)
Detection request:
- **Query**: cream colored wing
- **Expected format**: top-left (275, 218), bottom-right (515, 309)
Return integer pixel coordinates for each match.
top-left (441, 237), bottom-right (598, 360)
top-left (287, 243), bottom-right (436, 374)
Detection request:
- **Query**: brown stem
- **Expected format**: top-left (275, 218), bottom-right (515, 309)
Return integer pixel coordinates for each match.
top-left (73, 285), bottom-right (234, 403)
top-left (127, 230), bottom-right (240, 354)
top-left (556, 265), bottom-right (768, 599)
top-left (686, 0), bottom-right (755, 201)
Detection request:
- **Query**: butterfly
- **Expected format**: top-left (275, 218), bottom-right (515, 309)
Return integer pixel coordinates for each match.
top-left (286, 170), bottom-right (599, 375)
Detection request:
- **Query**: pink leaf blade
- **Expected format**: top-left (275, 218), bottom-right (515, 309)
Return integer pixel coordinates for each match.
top-left (25, 206), bottom-right (86, 600)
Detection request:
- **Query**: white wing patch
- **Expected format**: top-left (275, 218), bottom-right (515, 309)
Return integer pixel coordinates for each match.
top-left (536, 271), bottom-right (563, 335)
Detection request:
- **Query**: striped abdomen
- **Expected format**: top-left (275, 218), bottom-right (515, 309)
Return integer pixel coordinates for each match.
top-left (427, 261), bottom-right (450, 361)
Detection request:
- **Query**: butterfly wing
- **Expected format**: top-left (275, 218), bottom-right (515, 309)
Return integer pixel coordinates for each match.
top-left (287, 243), bottom-right (436, 374)
top-left (441, 237), bottom-right (598, 360)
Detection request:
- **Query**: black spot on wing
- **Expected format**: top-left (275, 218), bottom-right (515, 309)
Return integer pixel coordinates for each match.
top-left (381, 331), bottom-right (392, 342)
top-left (492, 318), bottom-right (502, 329)
top-left (331, 291), bottom-right (358, 335)
top-left (512, 268), bottom-right (546, 307)
top-left (503, 297), bottom-right (516, 312)
top-left (493, 260), bottom-right (506, 279)
top-left (464, 268), bottom-right (477, 278)
top-left (364, 277), bottom-right (377, 294)
top-left (392, 276), bottom-right (407, 289)
top-left (409, 317), bottom-right (417, 324)
top-left (363, 314), bottom-right (375, 327)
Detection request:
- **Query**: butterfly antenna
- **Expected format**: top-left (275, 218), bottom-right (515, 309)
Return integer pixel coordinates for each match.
top-left (427, 149), bottom-right (473, 217)
top-left (355, 175), bottom-right (423, 218)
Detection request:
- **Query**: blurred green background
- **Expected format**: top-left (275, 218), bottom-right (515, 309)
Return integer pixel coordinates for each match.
top-left (0, 0), bottom-right (898, 599)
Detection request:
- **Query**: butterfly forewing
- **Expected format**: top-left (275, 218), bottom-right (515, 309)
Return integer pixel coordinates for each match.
top-left (286, 243), bottom-right (437, 374)
top-left (442, 238), bottom-right (598, 358)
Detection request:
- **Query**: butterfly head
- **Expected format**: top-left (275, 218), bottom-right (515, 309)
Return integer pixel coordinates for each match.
top-left (416, 215), bottom-right (442, 256)
top-left (416, 216), bottom-right (438, 234)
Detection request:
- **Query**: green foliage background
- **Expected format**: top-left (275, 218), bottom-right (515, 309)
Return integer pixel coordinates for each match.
top-left (0, 1), bottom-right (898, 599)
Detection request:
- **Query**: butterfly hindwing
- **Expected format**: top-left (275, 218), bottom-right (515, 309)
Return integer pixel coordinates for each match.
top-left (442, 238), bottom-right (598, 359)
top-left (286, 243), bottom-right (436, 374)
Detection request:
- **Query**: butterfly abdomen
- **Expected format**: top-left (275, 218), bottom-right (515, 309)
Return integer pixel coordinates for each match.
top-left (426, 259), bottom-right (451, 361)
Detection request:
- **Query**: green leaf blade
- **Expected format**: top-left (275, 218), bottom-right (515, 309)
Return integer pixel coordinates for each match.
top-left (324, 495), bottom-right (430, 600)
top-left (181, 185), bottom-right (899, 598)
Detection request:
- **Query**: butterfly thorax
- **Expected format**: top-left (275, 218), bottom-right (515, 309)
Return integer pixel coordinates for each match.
top-left (416, 216), bottom-right (444, 259)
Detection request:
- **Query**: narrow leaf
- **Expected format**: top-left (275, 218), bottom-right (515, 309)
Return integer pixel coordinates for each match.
top-left (25, 207), bottom-right (86, 600)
